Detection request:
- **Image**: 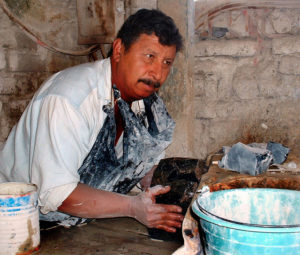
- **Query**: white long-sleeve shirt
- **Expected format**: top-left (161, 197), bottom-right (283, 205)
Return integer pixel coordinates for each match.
top-left (0, 58), bottom-right (164, 214)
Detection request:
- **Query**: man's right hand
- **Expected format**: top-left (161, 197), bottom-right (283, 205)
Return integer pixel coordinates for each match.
top-left (129, 185), bottom-right (184, 232)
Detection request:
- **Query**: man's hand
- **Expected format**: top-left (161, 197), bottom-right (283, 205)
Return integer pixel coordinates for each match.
top-left (129, 185), bottom-right (184, 232)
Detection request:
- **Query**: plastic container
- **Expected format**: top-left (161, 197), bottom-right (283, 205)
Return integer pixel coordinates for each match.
top-left (0, 182), bottom-right (40, 255)
top-left (192, 187), bottom-right (300, 255)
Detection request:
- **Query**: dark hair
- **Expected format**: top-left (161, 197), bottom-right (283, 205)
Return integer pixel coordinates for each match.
top-left (114, 9), bottom-right (183, 54)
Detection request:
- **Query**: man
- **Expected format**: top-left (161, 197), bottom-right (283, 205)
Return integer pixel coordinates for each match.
top-left (0, 9), bottom-right (184, 232)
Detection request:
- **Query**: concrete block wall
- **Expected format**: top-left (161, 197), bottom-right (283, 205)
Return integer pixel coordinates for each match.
top-left (2, 0), bottom-right (300, 163)
top-left (0, 1), bottom-right (91, 142)
top-left (157, 0), bottom-right (196, 158)
top-left (0, 0), bottom-right (158, 143)
top-left (191, 7), bottom-right (300, 159)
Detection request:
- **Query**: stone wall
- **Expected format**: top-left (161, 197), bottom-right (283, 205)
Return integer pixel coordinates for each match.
top-left (190, 5), bottom-right (300, 159)
top-left (0, 0), bottom-right (157, 143)
top-left (157, 0), bottom-right (195, 158)
top-left (0, 0), bottom-right (88, 142)
top-left (1, 0), bottom-right (300, 163)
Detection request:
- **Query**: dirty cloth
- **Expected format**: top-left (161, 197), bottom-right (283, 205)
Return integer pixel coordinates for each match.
top-left (219, 142), bottom-right (289, 176)
top-left (266, 141), bottom-right (290, 164)
top-left (218, 142), bottom-right (290, 176)
top-left (40, 85), bottom-right (175, 226)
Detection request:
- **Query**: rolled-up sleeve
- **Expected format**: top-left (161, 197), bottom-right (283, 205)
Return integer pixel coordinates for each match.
top-left (40, 183), bottom-right (78, 214)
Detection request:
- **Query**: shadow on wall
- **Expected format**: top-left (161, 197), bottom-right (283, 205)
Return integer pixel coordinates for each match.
top-left (238, 118), bottom-right (300, 154)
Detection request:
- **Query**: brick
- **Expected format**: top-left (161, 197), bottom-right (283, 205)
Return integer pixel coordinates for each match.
top-left (257, 60), bottom-right (281, 98)
top-left (215, 101), bottom-right (241, 119)
top-left (0, 27), bottom-right (18, 49)
top-left (232, 66), bottom-right (259, 100)
top-left (0, 117), bottom-right (11, 141)
top-left (116, 0), bottom-right (125, 31)
top-left (0, 98), bottom-right (28, 140)
top-left (0, 49), bottom-right (6, 70)
top-left (0, 76), bottom-right (16, 94)
top-left (46, 52), bottom-right (87, 73)
top-left (0, 72), bottom-right (50, 96)
top-left (193, 73), bottom-right (206, 97)
top-left (192, 119), bottom-right (210, 158)
top-left (8, 50), bottom-right (46, 72)
top-left (208, 119), bottom-right (241, 146)
top-left (0, 7), bottom-right (15, 29)
top-left (1, 99), bottom-right (29, 124)
top-left (270, 9), bottom-right (293, 34)
top-left (264, 18), bottom-right (276, 35)
top-left (195, 9), bottom-right (248, 39)
top-left (279, 56), bottom-right (300, 75)
top-left (272, 36), bottom-right (300, 55)
top-left (194, 68), bottom-right (218, 98)
top-left (214, 99), bottom-right (269, 120)
top-left (280, 75), bottom-right (300, 99)
top-left (194, 57), bottom-right (237, 99)
top-left (194, 98), bottom-right (217, 119)
top-left (15, 31), bottom-right (37, 51)
top-left (9, 99), bottom-right (30, 115)
top-left (210, 12), bottom-right (229, 29)
top-left (229, 10), bottom-right (249, 37)
top-left (194, 39), bottom-right (257, 57)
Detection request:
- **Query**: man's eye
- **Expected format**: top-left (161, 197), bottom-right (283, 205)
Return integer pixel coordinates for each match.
top-left (146, 54), bottom-right (154, 59)
top-left (164, 60), bottom-right (172, 66)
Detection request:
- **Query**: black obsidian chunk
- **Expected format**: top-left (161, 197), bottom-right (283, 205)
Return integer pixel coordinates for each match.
top-left (148, 157), bottom-right (207, 243)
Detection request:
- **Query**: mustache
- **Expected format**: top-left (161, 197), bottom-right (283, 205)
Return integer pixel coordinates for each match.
top-left (138, 78), bottom-right (161, 89)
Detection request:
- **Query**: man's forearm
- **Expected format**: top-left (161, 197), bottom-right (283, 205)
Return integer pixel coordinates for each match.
top-left (58, 182), bottom-right (184, 232)
top-left (58, 183), bottom-right (133, 218)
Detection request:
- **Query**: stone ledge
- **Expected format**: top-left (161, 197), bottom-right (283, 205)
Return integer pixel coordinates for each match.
top-left (194, 39), bottom-right (257, 57)
top-left (272, 36), bottom-right (300, 55)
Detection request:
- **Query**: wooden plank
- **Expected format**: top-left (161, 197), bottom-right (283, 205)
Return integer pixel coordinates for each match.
top-left (37, 218), bottom-right (181, 255)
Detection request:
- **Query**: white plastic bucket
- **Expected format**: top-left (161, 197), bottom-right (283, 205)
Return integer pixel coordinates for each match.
top-left (0, 182), bottom-right (40, 255)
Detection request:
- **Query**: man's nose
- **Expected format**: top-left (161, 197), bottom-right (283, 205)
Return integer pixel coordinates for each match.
top-left (150, 61), bottom-right (163, 81)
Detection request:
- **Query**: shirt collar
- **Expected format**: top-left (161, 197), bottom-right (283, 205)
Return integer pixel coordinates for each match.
top-left (97, 58), bottom-right (112, 105)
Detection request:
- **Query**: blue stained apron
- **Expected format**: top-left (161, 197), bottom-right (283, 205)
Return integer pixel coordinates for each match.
top-left (40, 85), bottom-right (175, 226)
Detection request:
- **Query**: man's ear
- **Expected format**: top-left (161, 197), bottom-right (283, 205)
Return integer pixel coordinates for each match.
top-left (112, 38), bottom-right (123, 62)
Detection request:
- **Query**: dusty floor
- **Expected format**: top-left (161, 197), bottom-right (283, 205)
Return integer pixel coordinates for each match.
top-left (35, 218), bottom-right (182, 255)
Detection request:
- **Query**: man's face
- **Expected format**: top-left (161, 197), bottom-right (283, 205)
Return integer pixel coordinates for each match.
top-left (112, 33), bottom-right (177, 102)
